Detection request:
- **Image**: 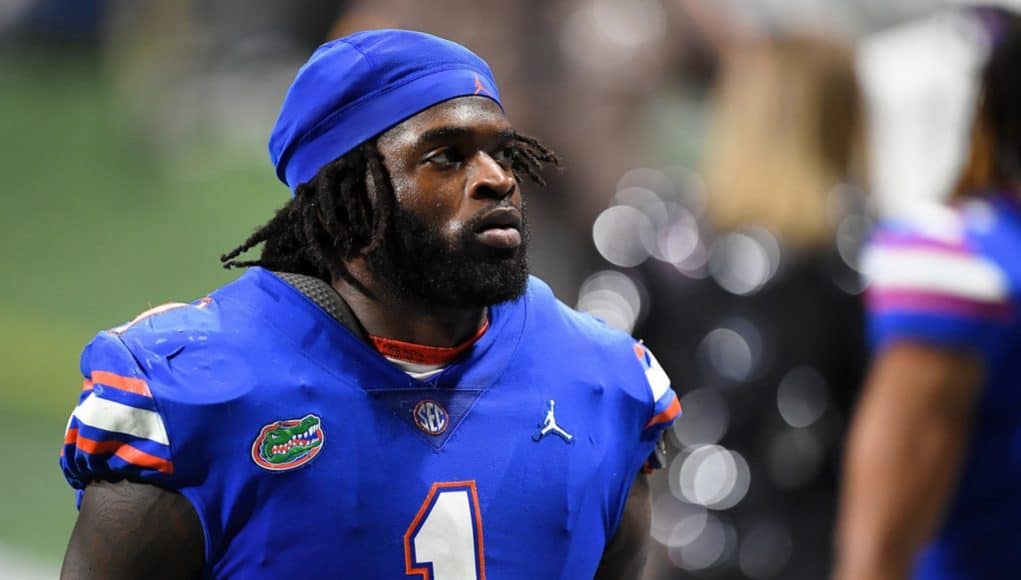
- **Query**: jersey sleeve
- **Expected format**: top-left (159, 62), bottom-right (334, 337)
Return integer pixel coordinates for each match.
top-left (862, 216), bottom-right (1016, 358)
top-left (632, 342), bottom-right (681, 439)
top-left (60, 331), bottom-right (176, 504)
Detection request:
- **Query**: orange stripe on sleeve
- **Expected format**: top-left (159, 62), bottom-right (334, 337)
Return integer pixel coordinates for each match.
top-left (90, 370), bottom-right (152, 398)
top-left (645, 396), bottom-right (681, 429)
top-left (66, 430), bottom-right (174, 474)
top-left (72, 431), bottom-right (125, 455)
top-left (114, 445), bottom-right (174, 475)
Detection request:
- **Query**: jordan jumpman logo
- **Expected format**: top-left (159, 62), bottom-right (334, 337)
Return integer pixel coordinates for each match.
top-left (473, 73), bottom-right (493, 98)
top-left (532, 399), bottom-right (574, 444)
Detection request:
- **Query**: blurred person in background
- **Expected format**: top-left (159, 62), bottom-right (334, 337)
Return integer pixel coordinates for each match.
top-left (835, 7), bottom-right (1021, 580)
top-left (625, 36), bottom-right (868, 579)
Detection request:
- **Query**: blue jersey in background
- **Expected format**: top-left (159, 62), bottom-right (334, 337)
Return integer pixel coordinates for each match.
top-left (864, 195), bottom-right (1021, 580)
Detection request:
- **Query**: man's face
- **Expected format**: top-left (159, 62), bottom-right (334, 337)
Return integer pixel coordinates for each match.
top-left (370, 96), bottom-right (529, 308)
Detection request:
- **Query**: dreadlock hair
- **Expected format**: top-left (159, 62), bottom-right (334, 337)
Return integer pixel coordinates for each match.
top-left (954, 9), bottom-right (1021, 198)
top-left (981, 12), bottom-right (1021, 187)
top-left (220, 133), bottom-right (560, 283)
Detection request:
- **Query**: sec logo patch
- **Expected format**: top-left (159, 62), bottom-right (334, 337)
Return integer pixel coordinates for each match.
top-left (413, 400), bottom-right (449, 435)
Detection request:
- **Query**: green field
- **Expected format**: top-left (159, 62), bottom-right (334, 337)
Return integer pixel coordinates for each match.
top-left (0, 53), bottom-right (280, 562)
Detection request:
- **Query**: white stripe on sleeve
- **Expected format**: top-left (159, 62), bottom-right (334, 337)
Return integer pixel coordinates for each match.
top-left (863, 247), bottom-right (1008, 303)
top-left (74, 394), bottom-right (170, 445)
top-left (644, 349), bottom-right (671, 402)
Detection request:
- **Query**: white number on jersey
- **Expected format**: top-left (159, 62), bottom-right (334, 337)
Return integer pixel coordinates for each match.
top-left (404, 481), bottom-right (486, 579)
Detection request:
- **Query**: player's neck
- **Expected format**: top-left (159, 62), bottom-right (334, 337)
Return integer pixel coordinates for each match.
top-left (331, 265), bottom-right (487, 347)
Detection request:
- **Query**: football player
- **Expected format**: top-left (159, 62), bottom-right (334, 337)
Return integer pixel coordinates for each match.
top-left (58, 29), bottom-right (680, 579)
top-left (835, 9), bottom-right (1021, 580)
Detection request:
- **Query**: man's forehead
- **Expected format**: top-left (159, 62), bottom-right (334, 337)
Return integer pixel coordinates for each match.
top-left (379, 96), bottom-right (510, 148)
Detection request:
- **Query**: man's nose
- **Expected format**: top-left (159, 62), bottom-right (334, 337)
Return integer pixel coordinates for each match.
top-left (467, 151), bottom-right (516, 200)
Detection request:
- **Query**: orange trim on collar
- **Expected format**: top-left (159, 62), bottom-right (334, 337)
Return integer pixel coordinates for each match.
top-left (370, 319), bottom-right (490, 365)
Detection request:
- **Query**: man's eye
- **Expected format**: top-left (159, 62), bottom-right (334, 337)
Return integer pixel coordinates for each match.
top-left (426, 149), bottom-right (460, 167)
top-left (493, 146), bottom-right (515, 165)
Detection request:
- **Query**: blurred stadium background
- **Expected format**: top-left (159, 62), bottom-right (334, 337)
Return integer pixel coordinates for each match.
top-left (0, 0), bottom-right (1002, 578)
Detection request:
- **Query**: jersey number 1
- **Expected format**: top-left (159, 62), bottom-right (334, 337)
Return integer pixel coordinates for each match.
top-left (404, 481), bottom-right (486, 580)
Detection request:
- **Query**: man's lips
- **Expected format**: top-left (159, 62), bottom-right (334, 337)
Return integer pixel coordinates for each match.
top-left (474, 208), bottom-right (522, 249)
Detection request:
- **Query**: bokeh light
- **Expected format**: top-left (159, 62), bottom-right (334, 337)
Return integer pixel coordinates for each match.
top-left (666, 512), bottom-right (736, 572)
top-left (615, 186), bottom-right (669, 259)
top-left (696, 323), bottom-right (764, 384)
top-left (776, 366), bottom-right (830, 429)
top-left (667, 511), bottom-right (710, 553)
top-left (836, 214), bottom-right (872, 273)
top-left (708, 230), bottom-right (781, 295)
top-left (651, 492), bottom-right (707, 544)
top-left (592, 205), bottom-right (654, 267)
top-left (677, 445), bottom-right (751, 510)
top-left (671, 388), bottom-right (731, 448)
top-left (576, 270), bottom-right (643, 332)
top-left (656, 205), bottom-right (703, 265)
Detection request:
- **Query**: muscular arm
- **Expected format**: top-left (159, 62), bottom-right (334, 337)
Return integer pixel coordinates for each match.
top-left (595, 472), bottom-right (651, 580)
top-left (62, 479), bottom-right (204, 580)
top-left (833, 342), bottom-right (983, 580)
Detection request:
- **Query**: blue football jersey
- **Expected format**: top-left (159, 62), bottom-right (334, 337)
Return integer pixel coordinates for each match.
top-left (863, 195), bottom-right (1021, 580)
top-left (60, 268), bottom-right (680, 579)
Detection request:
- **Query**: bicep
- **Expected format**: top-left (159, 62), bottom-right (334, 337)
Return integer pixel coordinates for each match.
top-left (595, 473), bottom-right (651, 580)
top-left (836, 341), bottom-right (983, 578)
top-left (847, 341), bottom-right (982, 489)
top-left (62, 479), bottom-right (204, 580)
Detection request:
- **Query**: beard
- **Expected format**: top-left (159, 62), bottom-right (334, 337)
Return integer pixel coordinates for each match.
top-left (367, 202), bottom-right (530, 308)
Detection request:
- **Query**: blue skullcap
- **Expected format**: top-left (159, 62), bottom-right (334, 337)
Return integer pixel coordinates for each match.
top-left (269, 29), bottom-right (503, 194)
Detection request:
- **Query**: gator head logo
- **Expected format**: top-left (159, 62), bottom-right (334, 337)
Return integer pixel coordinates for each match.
top-left (251, 414), bottom-right (324, 471)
